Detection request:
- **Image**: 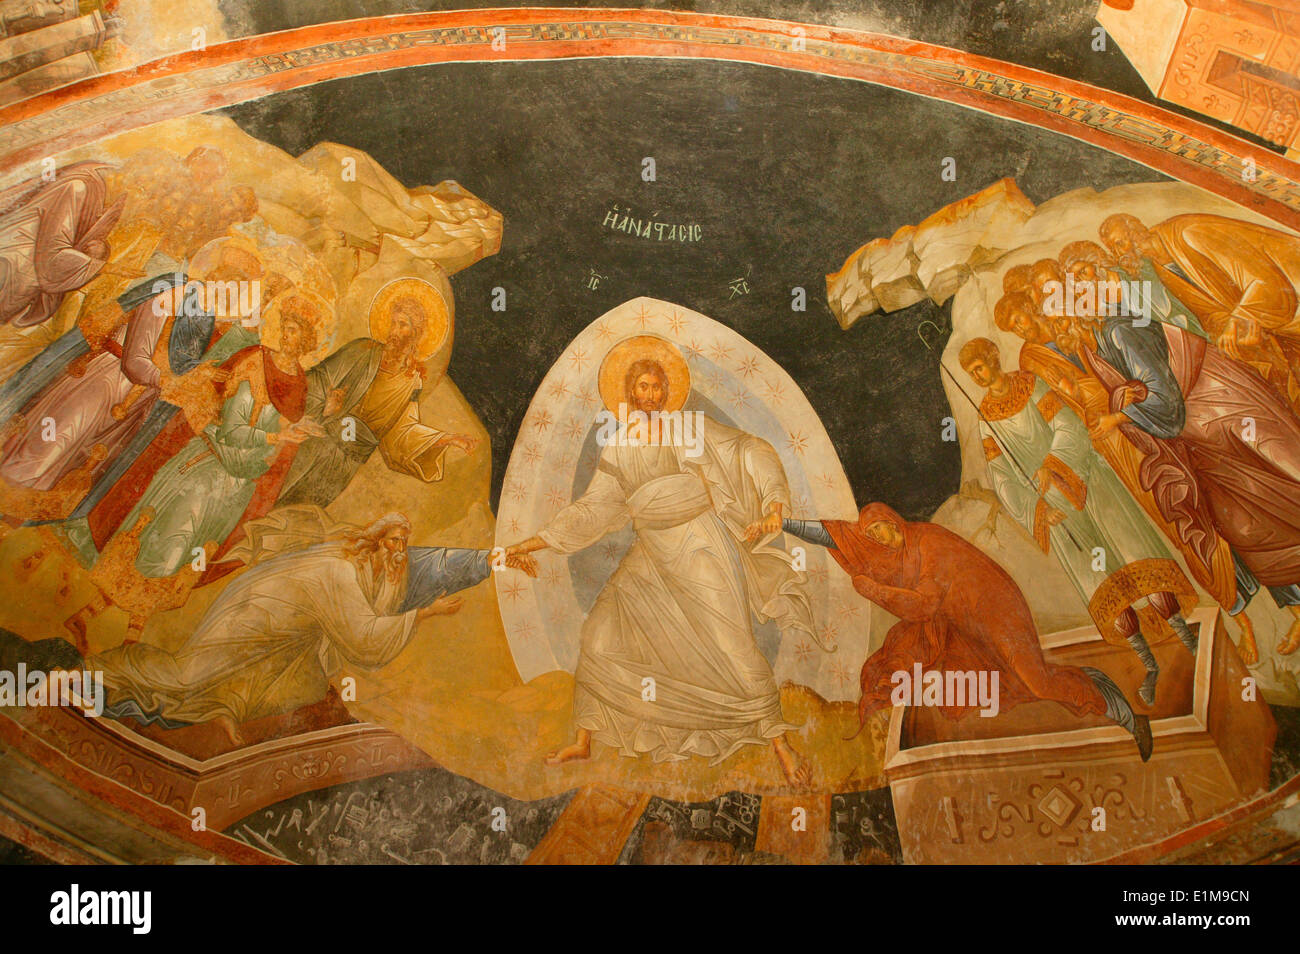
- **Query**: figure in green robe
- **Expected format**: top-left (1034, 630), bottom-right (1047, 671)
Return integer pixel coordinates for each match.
top-left (275, 295), bottom-right (476, 509)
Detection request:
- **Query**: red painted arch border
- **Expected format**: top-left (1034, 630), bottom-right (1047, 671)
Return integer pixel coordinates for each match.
top-left (1, 8), bottom-right (1297, 224)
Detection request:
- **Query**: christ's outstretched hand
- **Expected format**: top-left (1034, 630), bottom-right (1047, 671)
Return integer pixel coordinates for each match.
top-left (743, 504), bottom-right (784, 543)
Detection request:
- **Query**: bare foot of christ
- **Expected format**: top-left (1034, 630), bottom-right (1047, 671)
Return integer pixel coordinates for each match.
top-left (544, 728), bottom-right (591, 765)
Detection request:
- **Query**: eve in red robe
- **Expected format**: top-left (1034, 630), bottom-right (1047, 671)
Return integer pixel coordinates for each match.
top-left (823, 502), bottom-right (1108, 726)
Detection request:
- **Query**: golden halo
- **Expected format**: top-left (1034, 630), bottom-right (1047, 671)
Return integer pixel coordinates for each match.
top-left (368, 278), bottom-right (449, 362)
top-left (597, 335), bottom-right (691, 414)
top-left (259, 289), bottom-right (335, 369)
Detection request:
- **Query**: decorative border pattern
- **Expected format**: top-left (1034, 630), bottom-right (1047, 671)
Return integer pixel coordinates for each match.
top-left (1, 700), bottom-right (434, 839)
top-left (0, 8), bottom-right (1296, 222)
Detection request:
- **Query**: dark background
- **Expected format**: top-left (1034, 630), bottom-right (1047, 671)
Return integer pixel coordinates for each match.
top-left (222, 55), bottom-right (1168, 518)
top-left (222, 0), bottom-right (1285, 154)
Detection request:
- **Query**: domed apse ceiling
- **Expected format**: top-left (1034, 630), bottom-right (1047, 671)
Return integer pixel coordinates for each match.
top-left (0, 0), bottom-right (1297, 874)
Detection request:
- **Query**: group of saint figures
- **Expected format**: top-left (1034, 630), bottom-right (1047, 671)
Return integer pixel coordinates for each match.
top-left (5, 148), bottom-right (1299, 792)
top-left (972, 212), bottom-right (1300, 675)
top-left (0, 155), bottom-right (482, 647)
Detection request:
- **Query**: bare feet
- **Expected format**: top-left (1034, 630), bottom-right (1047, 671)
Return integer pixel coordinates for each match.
top-left (1278, 607), bottom-right (1300, 656)
top-left (545, 728), bottom-right (591, 765)
top-left (212, 715), bottom-right (245, 748)
top-left (1235, 612), bottom-right (1259, 666)
top-left (772, 735), bottom-right (812, 789)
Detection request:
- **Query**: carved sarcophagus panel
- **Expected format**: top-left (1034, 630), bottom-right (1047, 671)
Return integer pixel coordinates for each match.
top-left (884, 607), bottom-right (1276, 864)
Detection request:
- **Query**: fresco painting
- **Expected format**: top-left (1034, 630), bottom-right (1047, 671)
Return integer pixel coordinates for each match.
top-left (0, 0), bottom-right (1298, 872)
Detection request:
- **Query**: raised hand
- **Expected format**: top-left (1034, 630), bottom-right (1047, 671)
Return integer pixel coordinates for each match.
top-left (274, 420), bottom-right (325, 445)
top-left (441, 433), bottom-right (480, 454)
top-left (1114, 381), bottom-right (1147, 410)
top-left (1088, 411), bottom-right (1126, 441)
top-left (1216, 316), bottom-right (1260, 362)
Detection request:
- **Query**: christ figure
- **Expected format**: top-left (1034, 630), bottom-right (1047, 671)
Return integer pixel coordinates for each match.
top-left (506, 339), bottom-right (817, 787)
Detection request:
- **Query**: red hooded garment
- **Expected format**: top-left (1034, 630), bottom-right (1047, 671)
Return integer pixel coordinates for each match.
top-left (823, 503), bottom-right (1107, 726)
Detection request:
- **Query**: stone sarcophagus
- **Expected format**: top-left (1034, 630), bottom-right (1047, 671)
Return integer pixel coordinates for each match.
top-left (883, 607), bottom-right (1275, 864)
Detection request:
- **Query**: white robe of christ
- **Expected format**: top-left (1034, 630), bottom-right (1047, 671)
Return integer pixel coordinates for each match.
top-left (538, 415), bottom-right (815, 763)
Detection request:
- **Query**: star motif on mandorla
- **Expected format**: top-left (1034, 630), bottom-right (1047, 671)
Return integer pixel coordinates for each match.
top-left (531, 409), bottom-right (553, 433)
top-left (762, 379), bottom-right (786, 405)
top-left (735, 354), bottom-right (761, 379)
top-left (632, 304), bottom-right (654, 330)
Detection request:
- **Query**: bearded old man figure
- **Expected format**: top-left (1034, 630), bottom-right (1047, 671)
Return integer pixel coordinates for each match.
top-left (506, 335), bottom-right (819, 787)
top-left (91, 509), bottom-right (535, 745)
